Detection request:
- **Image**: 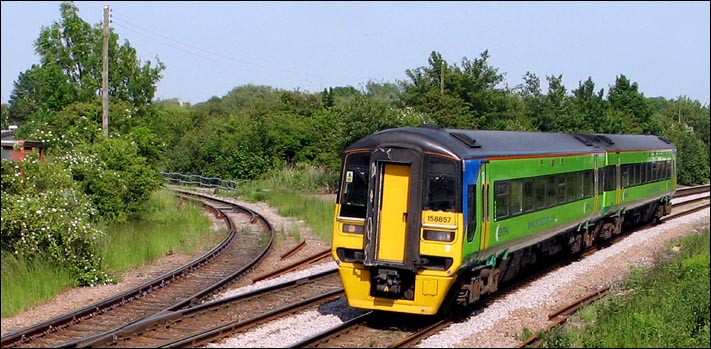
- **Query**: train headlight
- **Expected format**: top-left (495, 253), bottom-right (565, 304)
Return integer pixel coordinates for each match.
top-left (342, 223), bottom-right (364, 234)
top-left (424, 230), bottom-right (454, 242)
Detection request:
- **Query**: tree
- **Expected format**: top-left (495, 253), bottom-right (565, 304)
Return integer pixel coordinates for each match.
top-left (569, 77), bottom-right (607, 133)
top-left (1, 104), bottom-right (8, 129)
top-left (7, 1), bottom-right (165, 122)
top-left (651, 96), bottom-right (710, 185)
top-left (400, 50), bottom-right (508, 129)
top-left (606, 75), bottom-right (659, 134)
top-left (537, 75), bottom-right (571, 132)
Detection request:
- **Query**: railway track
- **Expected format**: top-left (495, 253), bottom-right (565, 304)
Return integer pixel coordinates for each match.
top-left (77, 269), bottom-right (345, 348)
top-left (288, 187), bottom-right (709, 348)
top-left (673, 183), bottom-right (710, 197)
top-left (0, 189), bottom-right (275, 349)
top-left (82, 186), bottom-right (704, 347)
top-left (3, 185), bottom-right (707, 348)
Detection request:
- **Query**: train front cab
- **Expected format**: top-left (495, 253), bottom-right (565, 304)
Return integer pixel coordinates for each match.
top-left (331, 146), bottom-right (469, 315)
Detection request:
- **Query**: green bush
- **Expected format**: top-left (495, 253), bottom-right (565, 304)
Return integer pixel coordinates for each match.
top-left (57, 138), bottom-right (161, 223)
top-left (1, 154), bottom-right (111, 286)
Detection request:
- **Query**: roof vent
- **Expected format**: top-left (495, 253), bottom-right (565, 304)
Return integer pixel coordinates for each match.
top-left (450, 131), bottom-right (480, 148)
top-left (594, 135), bottom-right (615, 145)
top-left (572, 134), bottom-right (594, 146)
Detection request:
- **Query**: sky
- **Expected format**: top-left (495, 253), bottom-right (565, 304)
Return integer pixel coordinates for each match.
top-left (2, 1), bottom-right (710, 106)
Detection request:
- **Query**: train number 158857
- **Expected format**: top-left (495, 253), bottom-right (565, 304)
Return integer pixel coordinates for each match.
top-left (426, 215), bottom-right (452, 223)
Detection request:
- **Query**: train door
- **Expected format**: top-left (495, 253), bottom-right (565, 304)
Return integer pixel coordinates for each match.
top-left (363, 147), bottom-right (422, 270)
top-left (615, 152), bottom-right (622, 204)
top-left (376, 163), bottom-right (410, 262)
top-left (462, 159), bottom-right (483, 255)
top-left (479, 162), bottom-right (491, 251)
top-left (593, 154), bottom-right (600, 211)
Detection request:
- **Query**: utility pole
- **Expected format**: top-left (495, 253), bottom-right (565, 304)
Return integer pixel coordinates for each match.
top-left (440, 60), bottom-right (444, 95)
top-left (102, 5), bottom-right (109, 138)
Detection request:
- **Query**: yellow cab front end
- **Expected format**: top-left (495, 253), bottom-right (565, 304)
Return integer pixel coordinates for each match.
top-left (332, 205), bottom-right (464, 315)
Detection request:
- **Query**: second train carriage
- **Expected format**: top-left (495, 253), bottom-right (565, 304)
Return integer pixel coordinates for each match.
top-left (331, 124), bottom-right (676, 315)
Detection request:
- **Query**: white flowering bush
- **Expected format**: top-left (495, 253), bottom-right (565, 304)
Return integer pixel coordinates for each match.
top-left (1, 154), bottom-right (112, 286)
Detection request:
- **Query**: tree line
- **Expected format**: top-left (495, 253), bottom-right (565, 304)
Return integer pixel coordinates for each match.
top-left (1, 1), bottom-right (708, 286)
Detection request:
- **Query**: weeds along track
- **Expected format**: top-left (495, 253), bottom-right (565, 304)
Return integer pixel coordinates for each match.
top-left (0, 188), bottom-right (275, 349)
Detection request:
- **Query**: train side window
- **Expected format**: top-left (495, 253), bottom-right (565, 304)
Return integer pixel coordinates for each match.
top-left (665, 160), bottom-right (671, 179)
top-left (566, 172), bottom-right (577, 202)
top-left (535, 177), bottom-right (546, 209)
top-left (646, 162), bottom-right (652, 183)
top-left (523, 179), bottom-right (535, 212)
top-left (494, 181), bottom-right (510, 220)
top-left (651, 161), bottom-right (659, 182)
top-left (510, 180), bottom-right (523, 216)
top-left (665, 161), bottom-right (670, 179)
top-left (583, 170), bottom-right (593, 198)
top-left (621, 164), bottom-right (630, 188)
top-left (556, 175), bottom-right (566, 204)
top-left (467, 185), bottom-right (476, 242)
top-left (659, 161), bottom-right (665, 180)
top-left (660, 161), bottom-right (665, 181)
top-left (603, 166), bottom-right (614, 192)
top-left (660, 161), bottom-right (667, 180)
top-left (339, 152), bottom-right (370, 218)
top-left (546, 175), bottom-right (557, 207)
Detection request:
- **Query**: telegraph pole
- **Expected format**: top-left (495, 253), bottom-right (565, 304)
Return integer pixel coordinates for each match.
top-left (102, 5), bottom-right (109, 138)
top-left (440, 61), bottom-right (444, 95)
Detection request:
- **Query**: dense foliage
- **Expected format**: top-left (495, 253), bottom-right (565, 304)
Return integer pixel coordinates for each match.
top-left (1, 1), bottom-right (709, 287)
top-left (1, 153), bottom-right (111, 286)
top-left (2, 2), bottom-right (161, 286)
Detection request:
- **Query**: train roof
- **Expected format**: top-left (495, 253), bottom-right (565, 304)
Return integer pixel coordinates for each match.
top-left (345, 125), bottom-right (676, 160)
top-left (576, 133), bottom-right (676, 152)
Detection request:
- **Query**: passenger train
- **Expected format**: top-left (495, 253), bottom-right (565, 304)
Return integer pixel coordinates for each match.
top-left (331, 124), bottom-right (676, 315)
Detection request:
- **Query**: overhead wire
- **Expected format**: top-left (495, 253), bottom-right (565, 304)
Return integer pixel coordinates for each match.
top-left (111, 14), bottom-right (327, 86)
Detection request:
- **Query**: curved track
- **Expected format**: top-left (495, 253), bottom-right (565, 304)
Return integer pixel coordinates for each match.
top-left (0, 189), bottom-right (275, 349)
top-left (83, 269), bottom-right (344, 348)
top-left (2, 185), bottom-right (706, 348)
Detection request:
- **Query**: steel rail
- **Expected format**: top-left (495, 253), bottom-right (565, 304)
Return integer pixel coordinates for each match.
top-left (1, 189), bottom-right (274, 349)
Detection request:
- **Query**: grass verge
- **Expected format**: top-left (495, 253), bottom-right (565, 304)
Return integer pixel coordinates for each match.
top-left (0, 253), bottom-right (75, 318)
top-left (99, 189), bottom-right (222, 273)
top-left (221, 166), bottom-right (336, 242)
top-left (537, 227), bottom-right (710, 348)
top-left (0, 189), bottom-right (220, 319)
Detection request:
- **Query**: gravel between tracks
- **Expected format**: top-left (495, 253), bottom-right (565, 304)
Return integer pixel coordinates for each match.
top-left (208, 201), bottom-right (710, 348)
top-left (2, 193), bottom-right (709, 348)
